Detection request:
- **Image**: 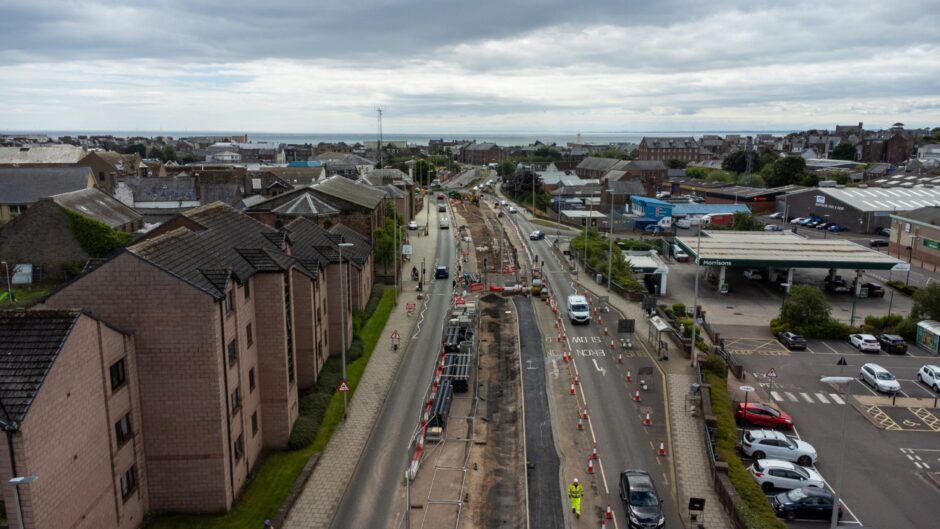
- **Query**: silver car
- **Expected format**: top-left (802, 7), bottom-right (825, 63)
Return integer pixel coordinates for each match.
top-left (742, 430), bottom-right (817, 466)
top-left (749, 459), bottom-right (825, 492)
top-left (918, 365), bottom-right (940, 392)
top-left (860, 363), bottom-right (901, 394)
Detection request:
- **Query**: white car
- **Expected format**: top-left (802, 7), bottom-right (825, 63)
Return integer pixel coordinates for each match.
top-left (790, 217), bottom-right (806, 224)
top-left (860, 363), bottom-right (901, 394)
top-left (407, 220), bottom-right (419, 230)
top-left (508, 206), bottom-right (518, 213)
top-left (742, 430), bottom-right (817, 466)
top-left (763, 224), bottom-right (783, 232)
top-left (750, 459), bottom-right (825, 492)
top-left (918, 365), bottom-right (940, 392)
top-left (439, 216), bottom-right (450, 229)
top-left (768, 212), bottom-right (784, 219)
top-left (743, 269), bottom-right (763, 280)
top-left (849, 333), bottom-right (881, 353)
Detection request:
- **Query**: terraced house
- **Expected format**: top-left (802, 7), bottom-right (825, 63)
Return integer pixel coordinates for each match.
top-left (45, 202), bottom-right (330, 515)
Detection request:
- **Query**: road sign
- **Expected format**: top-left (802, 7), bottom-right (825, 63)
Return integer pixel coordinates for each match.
top-left (740, 385), bottom-right (755, 393)
top-left (765, 368), bottom-right (778, 379)
top-left (338, 379), bottom-right (350, 392)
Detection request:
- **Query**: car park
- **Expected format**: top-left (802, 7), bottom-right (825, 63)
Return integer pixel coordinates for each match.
top-left (619, 470), bottom-right (665, 529)
top-left (776, 331), bottom-right (807, 350)
top-left (771, 487), bottom-right (842, 522)
top-left (736, 402), bottom-right (793, 430)
top-left (435, 266), bottom-right (449, 279)
top-left (876, 334), bottom-right (908, 354)
top-left (860, 363), bottom-right (901, 394)
top-left (749, 459), bottom-right (825, 492)
top-left (529, 230), bottom-right (545, 240)
top-left (917, 365), bottom-right (940, 391)
top-left (407, 220), bottom-right (419, 230)
top-left (849, 333), bottom-right (881, 353)
top-left (742, 430), bottom-right (817, 466)
top-left (869, 239), bottom-right (888, 248)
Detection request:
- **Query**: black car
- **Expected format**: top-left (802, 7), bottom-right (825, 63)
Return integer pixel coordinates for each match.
top-left (874, 226), bottom-right (891, 237)
top-left (860, 282), bottom-right (884, 297)
top-left (824, 279), bottom-right (851, 293)
top-left (619, 470), bottom-right (665, 529)
top-left (772, 486), bottom-right (842, 522)
top-left (776, 331), bottom-right (807, 350)
top-left (869, 239), bottom-right (889, 248)
top-left (877, 334), bottom-right (908, 354)
top-left (529, 230), bottom-right (545, 240)
top-left (434, 266), bottom-right (449, 279)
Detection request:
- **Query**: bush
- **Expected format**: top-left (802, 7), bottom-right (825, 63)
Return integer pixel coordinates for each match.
top-left (346, 337), bottom-right (364, 362)
top-left (64, 209), bottom-right (133, 258)
top-left (886, 280), bottom-right (918, 296)
top-left (863, 313), bottom-right (905, 334)
top-left (705, 356), bottom-right (788, 529)
top-left (896, 318), bottom-right (918, 341)
top-left (672, 303), bottom-right (687, 317)
top-left (287, 416), bottom-right (318, 450)
top-left (770, 317), bottom-right (854, 340)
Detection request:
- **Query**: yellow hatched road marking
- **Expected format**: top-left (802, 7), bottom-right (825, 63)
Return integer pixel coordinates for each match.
top-left (911, 408), bottom-right (940, 432)
top-left (864, 404), bottom-right (903, 431)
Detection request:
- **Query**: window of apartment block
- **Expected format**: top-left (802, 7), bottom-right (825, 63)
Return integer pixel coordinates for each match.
top-left (244, 279), bottom-right (251, 300)
top-left (120, 465), bottom-right (137, 500)
top-left (246, 323), bottom-right (253, 347)
top-left (227, 340), bottom-right (237, 366)
top-left (251, 412), bottom-right (259, 437)
top-left (115, 413), bottom-right (133, 446)
top-left (226, 290), bottom-right (235, 313)
top-left (234, 434), bottom-right (244, 461)
top-left (231, 387), bottom-right (241, 414)
top-left (248, 367), bottom-right (256, 392)
top-left (110, 358), bottom-right (127, 391)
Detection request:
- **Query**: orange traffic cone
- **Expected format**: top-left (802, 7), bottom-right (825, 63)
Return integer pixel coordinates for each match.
top-left (626, 369), bottom-right (632, 382)
top-left (617, 353), bottom-right (623, 364)
top-left (574, 374), bottom-right (580, 385)
top-left (658, 442), bottom-right (667, 456)
top-left (634, 390), bottom-right (641, 402)
top-left (591, 444), bottom-right (599, 460)
top-left (609, 340), bottom-right (616, 350)
top-left (603, 326), bottom-right (608, 336)
top-left (597, 316), bottom-right (603, 325)
top-left (645, 412), bottom-right (652, 426)
top-left (570, 383), bottom-right (576, 395)
top-left (587, 458), bottom-right (594, 474)
top-left (600, 519), bottom-right (607, 529)
top-left (577, 417), bottom-right (584, 431)
top-left (606, 503), bottom-right (614, 519)
top-left (580, 409), bottom-right (589, 420)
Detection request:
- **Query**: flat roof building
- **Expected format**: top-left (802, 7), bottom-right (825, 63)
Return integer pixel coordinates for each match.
top-left (782, 186), bottom-right (940, 234)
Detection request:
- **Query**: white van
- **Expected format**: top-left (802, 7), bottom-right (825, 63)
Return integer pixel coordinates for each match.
top-left (673, 245), bottom-right (689, 262)
top-left (439, 216), bottom-right (450, 229)
top-left (567, 295), bottom-right (591, 324)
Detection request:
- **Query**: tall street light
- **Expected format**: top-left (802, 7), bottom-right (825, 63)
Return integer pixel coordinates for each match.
top-left (607, 192), bottom-right (617, 293)
top-left (820, 375), bottom-right (853, 529)
top-left (9, 475), bottom-right (38, 529)
top-left (688, 225), bottom-right (705, 366)
top-left (1, 261), bottom-right (13, 303)
top-left (338, 242), bottom-right (354, 420)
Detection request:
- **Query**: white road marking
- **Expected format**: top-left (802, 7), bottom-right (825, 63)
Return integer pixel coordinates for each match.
top-left (770, 391), bottom-right (783, 401)
top-left (815, 393), bottom-right (830, 404)
top-left (551, 359), bottom-right (559, 379)
top-left (592, 358), bottom-right (607, 376)
top-left (785, 392), bottom-right (798, 402)
top-left (799, 392), bottom-right (814, 403)
top-left (823, 342), bottom-right (841, 354)
top-left (830, 393), bottom-right (845, 405)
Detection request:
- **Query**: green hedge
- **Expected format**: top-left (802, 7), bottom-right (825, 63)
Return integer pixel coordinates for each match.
top-left (770, 317), bottom-right (854, 340)
top-left (64, 209), bottom-right (133, 258)
top-left (886, 280), bottom-right (918, 296)
top-left (704, 355), bottom-right (788, 529)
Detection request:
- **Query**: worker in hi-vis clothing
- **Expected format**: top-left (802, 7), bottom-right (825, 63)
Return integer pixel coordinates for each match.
top-left (567, 477), bottom-right (583, 517)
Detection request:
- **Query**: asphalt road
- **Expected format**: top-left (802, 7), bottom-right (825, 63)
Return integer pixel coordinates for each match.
top-left (730, 343), bottom-right (940, 529)
top-left (329, 210), bottom-right (456, 529)
top-left (504, 206), bottom-right (682, 528)
top-left (515, 297), bottom-right (564, 529)
top-left (443, 167), bottom-right (481, 189)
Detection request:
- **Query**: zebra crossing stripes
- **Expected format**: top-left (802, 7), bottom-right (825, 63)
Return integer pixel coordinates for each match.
top-left (772, 390), bottom-right (846, 405)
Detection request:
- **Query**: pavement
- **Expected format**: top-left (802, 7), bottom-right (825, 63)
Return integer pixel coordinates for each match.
top-left (284, 196), bottom-right (456, 529)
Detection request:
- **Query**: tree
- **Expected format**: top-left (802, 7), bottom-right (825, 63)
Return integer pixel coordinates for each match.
top-left (831, 142), bottom-right (856, 161)
top-left (161, 145), bottom-right (178, 163)
top-left (912, 283), bottom-right (940, 321)
top-left (780, 285), bottom-right (831, 327)
top-left (533, 146), bottom-right (562, 161)
top-left (721, 150), bottom-right (751, 174)
top-left (704, 170), bottom-right (735, 184)
top-left (685, 166), bottom-right (709, 179)
top-left (126, 144), bottom-right (147, 157)
top-left (496, 160), bottom-right (516, 177)
top-left (667, 159), bottom-right (688, 169)
top-left (730, 212), bottom-right (763, 231)
top-left (595, 148), bottom-right (629, 160)
top-left (765, 156), bottom-right (807, 187)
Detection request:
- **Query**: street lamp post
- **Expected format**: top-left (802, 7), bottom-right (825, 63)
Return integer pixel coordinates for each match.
top-left (688, 225), bottom-right (704, 366)
top-left (338, 242), bottom-right (354, 420)
top-left (9, 476), bottom-right (38, 529)
top-left (821, 375), bottom-right (853, 529)
top-left (1, 261), bottom-right (13, 304)
top-left (607, 193), bottom-right (617, 293)
top-left (823, 214), bottom-right (831, 239)
top-left (905, 235), bottom-right (920, 286)
top-left (739, 385), bottom-right (754, 444)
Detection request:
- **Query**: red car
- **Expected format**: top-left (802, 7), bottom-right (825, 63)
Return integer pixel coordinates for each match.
top-left (735, 402), bottom-right (793, 430)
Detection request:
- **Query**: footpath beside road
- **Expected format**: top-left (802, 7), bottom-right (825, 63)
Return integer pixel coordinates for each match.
top-left (283, 211), bottom-right (443, 529)
top-left (571, 268), bottom-right (733, 529)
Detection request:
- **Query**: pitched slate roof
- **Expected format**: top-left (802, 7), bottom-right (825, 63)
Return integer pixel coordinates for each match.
top-left (577, 157), bottom-right (627, 172)
top-left (465, 142), bottom-right (498, 151)
top-left (0, 310), bottom-right (81, 427)
top-left (121, 176), bottom-right (197, 202)
top-left (50, 188), bottom-right (143, 228)
top-left (0, 166), bottom-right (94, 204)
top-left (625, 160), bottom-right (667, 171)
top-left (285, 218), bottom-right (362, 269)
top-left (0, 145), bottom-right (86, 164)
top-left (329, 223), bottom-right (373, 266)
top-left (128, 202), bottom-right (318, 299)
top-left (245, 188), bottom-right (341, 218)
top-left (364, 168), bottom-right (413, 186)
top-left (641, 137), bottom-right (698, 149)
top-left (311, 175), bottom-right (387, 209)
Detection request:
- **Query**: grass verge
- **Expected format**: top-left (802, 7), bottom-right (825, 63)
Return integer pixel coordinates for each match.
top-left (703, 355), bottom-right (787, 529)
top-left (145, 286), bottom-right (398, 529)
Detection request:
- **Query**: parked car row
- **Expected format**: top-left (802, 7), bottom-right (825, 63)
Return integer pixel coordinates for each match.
top-left (860, 362), bottom-right (940, 394)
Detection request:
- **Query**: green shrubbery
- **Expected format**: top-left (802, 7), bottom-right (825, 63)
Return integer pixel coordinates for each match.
top-left (704, 355), bottom-right (788, 529)
top-left (772, 285), bottom-right (856, 339)
top-left (863, 313), bottom-right (918, 341)
top-left (64, 209), bottom-right (133, 258)
top-left (886, 280), bottom-right (918, 296)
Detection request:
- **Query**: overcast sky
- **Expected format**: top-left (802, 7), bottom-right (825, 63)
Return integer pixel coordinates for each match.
top-left (2, 0), bottom-right (939, 133)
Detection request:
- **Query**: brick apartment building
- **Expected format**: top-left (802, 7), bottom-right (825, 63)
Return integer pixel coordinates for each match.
top-left (637, 137), bottom-right (701, 162)
top-left (0, 310), bottom-right (147, 529)
top-left (460, 142), bottom-right (505, 165)
top-left (45, 203), bottom-right (330, 515)
top-left (309, 175), bottom-right (388, 242)
top-left (575, 157), bottom-right (629, 180)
